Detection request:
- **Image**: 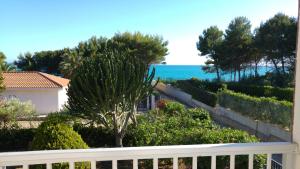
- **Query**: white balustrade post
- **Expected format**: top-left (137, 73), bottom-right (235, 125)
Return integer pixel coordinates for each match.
top-left (153, 158), bottom-right (158, 169)
top-left (46, 163), bottom-right (52, 169)
top-left (248, 154), bottom-right (253, 169)
top-left (173, 157), bottom-right (178, 169)
top-left (230, 155), bottom-right (235, 169)
top-left (23, 165), bottom-right (28, 169)
top-left (192, 156), bottom-right (197, 169)
top-left (91, 161), bottom-right (96, 169)
top-left (211, 156), bottom-right (216, 169)
top-left (112, 160), bottom-right (117, 169)
top-left (293, 1), bottom-right (300, 168)
top-left (69, 162), bottom-right (74, 169)
top-left (133, 159), bottom-right (138, 169)
top-left (266, 154), bottom-right (271, 169)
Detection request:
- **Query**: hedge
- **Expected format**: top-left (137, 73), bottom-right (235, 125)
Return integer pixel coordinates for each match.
top-left (218, 90), bottom-right (292, 128)
top-left (188, 78), bottom-right (226, 93)
top-left (0, 128), bottom-right (35, 152)
top-left (175, 80), bottom-right (217, 107)
top-left (226, 83), bottom-right (294, 102)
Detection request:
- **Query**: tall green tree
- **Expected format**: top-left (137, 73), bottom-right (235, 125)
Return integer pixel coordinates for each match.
top-left (223, 16), bottom-right (253, 81)
top-left (111, 32), bottom-right (168, 64)
top-left (15, 50), bottom-right (66, 75)
top-left (67, 49), bottom-right (156, 147)
top-left (60, 37), bottom-right (108, 77)
top-left (255, 13), bottom-right (297, 74)
top-left (14, 52), bottom-right (36, 71)
top-left (197, 26), bottom-right (224, 81)
top-left (60, 32), bottom-right (168, 78)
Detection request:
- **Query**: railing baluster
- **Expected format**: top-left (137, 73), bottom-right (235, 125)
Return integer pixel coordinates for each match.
top-left (69, 162), bottom-right (74, 169)
top-left (23, 165), bottom-right (28, 169)
top-left (46, 163), bottom-right (52, 169)
top-left (153, 158), bottom-right (158, 169)
top-left (248, 154), bottom-right (253, 169)
top-left (173, 157), bottom-right (178, 169)
top-left (266, 153), bottom-right (272, 169)
top-left (91, 161), bottom-right (96, 169)
top-left (211, 155), bottom-right (216, 169)
top-left (133, 159), bottom-right (138, 169)
top-left (230, 155), bottom-right (235, 169)
top-left (112, 160), bottom-right (117, 169)
top-left (192, 156), bottom-right (197, 169)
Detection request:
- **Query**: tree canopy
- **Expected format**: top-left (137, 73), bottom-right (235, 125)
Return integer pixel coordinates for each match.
top-left (255, 13), bottom-right (297, 74)
top-left (14, 50), bottom-right (66, 75)
top-left (197, 13), bottom-right (296, 86)
top-left (197, 26), bottom-right (224, 81)
top-left (67, 49), bottom-right (156, 146)
top-left (14, 32), bottom-right (168, 78)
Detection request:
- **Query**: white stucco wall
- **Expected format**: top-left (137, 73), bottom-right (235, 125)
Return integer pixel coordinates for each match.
top-left (0, 88), bottom-right (67, 115)
top-left (58, 87), bottom-right (68, 110)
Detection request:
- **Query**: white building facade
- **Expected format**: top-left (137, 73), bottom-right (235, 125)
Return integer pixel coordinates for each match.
top-left (0, 72), bottom-right (69, 115)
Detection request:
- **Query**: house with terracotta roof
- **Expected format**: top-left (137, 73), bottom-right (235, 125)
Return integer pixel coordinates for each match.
top-left (0, 72), bottom-right (70, 115)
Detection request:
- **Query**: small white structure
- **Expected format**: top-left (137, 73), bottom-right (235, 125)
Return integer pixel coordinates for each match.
top-left (1, 72), bottom-right (69, 115)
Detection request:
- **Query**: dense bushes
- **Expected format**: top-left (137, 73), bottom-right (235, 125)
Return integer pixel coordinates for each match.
top-left (1, 102), bottom-right (265, 168)
top-left (30, 115), bottom-right (90, 169)
top-left (188, 78), bottom-right (226, 93)
top-left (0, 128), bottom-right (35, 152)
top-left (127, 101), bottom-right (265, 169)
top-left (0, 98), bottom-right (36, 129)
top-left (175, 80), bottom-right (218, 107)
top-left (218, 90), bottom-right (292, 128)
top-left (227, 83), bottom-right (294, 102)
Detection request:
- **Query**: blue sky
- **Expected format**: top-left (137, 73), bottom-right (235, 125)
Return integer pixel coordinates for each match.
top-left (0, 0), bottom-right (298, 64)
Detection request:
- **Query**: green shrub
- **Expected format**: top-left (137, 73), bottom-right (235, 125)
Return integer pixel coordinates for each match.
top-left (31, 122), bottom-right (88, 150)
top-left (189, 78), bottom-right (226, 93)
top-left (74, 125), bottom-right (115, 148)
top-left (187, 108), bottom-right (211, 121)
top-left (227, 83), bottom-right (294, 102)
top-left (44, 111), bottom-right (79, 126)
top-left (176, 80), bottom-right (217, 107)
top-left (162, 100), bottom-right (186, 115)
top-left (127, 106), bottom-right (265, 169)
top-left (0, 128), bottom-right (35, 152)
top-left (31, 121), bottom-right (90, 169)
top-left (218, 90), bottom-right (292, 128)
top-left (0, 98), bottom-right (36, 129)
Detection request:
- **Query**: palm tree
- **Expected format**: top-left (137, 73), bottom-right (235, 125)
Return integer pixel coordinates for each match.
top-left (0, 62), bottom-right (17, 72)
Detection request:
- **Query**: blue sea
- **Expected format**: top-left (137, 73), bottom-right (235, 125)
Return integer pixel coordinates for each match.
top-left (151, 65), bottom-right (271, 81)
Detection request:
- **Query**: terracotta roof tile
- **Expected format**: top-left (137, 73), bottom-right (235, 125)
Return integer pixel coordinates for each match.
top-left (3, 72), bottom-right (70, 88)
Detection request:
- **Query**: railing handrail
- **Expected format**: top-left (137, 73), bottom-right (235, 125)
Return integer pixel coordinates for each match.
top-left (0, 142), bottom-right (296, 166)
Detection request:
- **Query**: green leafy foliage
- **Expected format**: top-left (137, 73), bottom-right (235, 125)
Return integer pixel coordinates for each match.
top-left (161, 100), bottom-right (186, 115)
top-left (0, 128), bottom-right (35, 152)
top-left (187, 78), bottom-right (226, 93)
top-left (74, 125), bottom-right (115, 148)
top-left (173, 80), bottom-right (218, 107)
top-left (31, 122), bottom-right (88, 150)
top-left (227, 82), bottom-right (294, 102)
top-left (218, 90), bottom-right (292, 128)
top-left (0, 102), bottom-right (265, 168)
top-left (127, 102), bottom-right (265, 169)
top-left (197, 26), bottom-right (224, 81)
top-left (14, 50), bottom-right (66, 75)
top-left (67, 49), bottom-right (156, 146)
top-left (256, 13), bottom-right (296, 75)
top-left (0, 98), bottom-right (36, 129)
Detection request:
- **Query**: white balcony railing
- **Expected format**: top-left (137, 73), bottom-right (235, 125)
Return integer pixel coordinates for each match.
top-left (0, 142), bottom-right (297, 169)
